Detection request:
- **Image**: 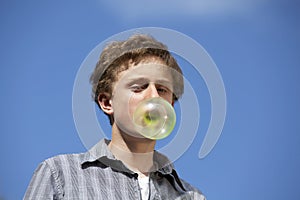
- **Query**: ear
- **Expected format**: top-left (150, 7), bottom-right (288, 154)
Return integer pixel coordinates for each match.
top-left (98, 93), bottom-right (113, 115)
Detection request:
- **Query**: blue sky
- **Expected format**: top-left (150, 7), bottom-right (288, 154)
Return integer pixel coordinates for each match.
top-left (0, 0), bottom-right (299, 199)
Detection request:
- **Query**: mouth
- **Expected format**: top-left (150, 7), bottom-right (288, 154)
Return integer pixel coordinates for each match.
top-left (143, 107), bottom-right (162, 126)
top-left (132, 97), bottom-right (176, 140)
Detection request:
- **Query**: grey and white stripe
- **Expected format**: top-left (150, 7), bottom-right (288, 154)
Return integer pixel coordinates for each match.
top-left (24, 139), bottom-right (206, 200)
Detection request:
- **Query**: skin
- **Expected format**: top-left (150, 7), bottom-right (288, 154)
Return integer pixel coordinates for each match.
top-left (98, 59), bottom-right (174, 176)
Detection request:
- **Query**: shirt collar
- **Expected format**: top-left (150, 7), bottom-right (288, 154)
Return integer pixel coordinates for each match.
top-left (80, 139), bottom-right (174, 175)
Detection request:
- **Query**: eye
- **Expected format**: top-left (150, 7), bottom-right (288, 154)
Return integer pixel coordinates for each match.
top-left (157, 86), bottom-right (170, 94)
top-left (130, 84), bottom-right (148, 93)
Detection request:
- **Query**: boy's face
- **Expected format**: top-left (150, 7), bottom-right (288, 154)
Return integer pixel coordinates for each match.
top-left (110, 61), bottom-right (174, 138)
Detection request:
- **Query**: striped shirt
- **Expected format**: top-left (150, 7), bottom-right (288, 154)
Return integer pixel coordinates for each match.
top-left (24, 139), bottom-right (206, 200)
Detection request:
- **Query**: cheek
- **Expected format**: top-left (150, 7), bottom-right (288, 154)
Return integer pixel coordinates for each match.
top-left (113, 91), bottom-right (142, 120)
top-left (128, 94), bottom-right (144, 117)
top-left (167, 95), bottom-right (173, 104)
top-left (161, 93), bottom-right (173, 105)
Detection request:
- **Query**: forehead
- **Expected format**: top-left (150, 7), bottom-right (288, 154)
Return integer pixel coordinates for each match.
top-left (117, 63), bottom-right (174, 84)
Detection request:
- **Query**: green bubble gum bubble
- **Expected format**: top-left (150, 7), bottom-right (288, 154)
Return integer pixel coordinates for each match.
top-left (133, 97), bottom-right (176, 140)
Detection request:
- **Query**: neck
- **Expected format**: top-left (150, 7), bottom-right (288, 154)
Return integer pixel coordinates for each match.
top-left (108, 123), bottom-right (156, 175)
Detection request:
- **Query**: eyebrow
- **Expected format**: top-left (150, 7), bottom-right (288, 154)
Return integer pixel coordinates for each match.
top-left (127, 77), bottom-right (148, 83)
top-left (126, 77), bottom-right (172, 86)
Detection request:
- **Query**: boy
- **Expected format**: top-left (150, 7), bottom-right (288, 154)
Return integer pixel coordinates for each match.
top-left (24, 34), bottom-right (206, 200)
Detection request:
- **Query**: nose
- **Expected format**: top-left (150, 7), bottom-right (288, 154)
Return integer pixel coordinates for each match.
top-left (146, 83), bottom-right (159, 98)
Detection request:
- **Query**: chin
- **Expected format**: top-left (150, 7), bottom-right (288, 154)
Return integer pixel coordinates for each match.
top-left (123, 131), bottom-right (155, 142)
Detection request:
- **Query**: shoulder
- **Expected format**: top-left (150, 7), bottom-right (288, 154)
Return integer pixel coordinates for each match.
top-left (180, 178), bottom-right (204, 194)
top-left (180, 178), bottom-right (199, 192)
top-left (36, 139), bottom-right (109, 174)
top-left (175, 190), bottom-right (206, 200)
top-left (173, 177), bottom-right (205, 199)
top-left (24, 153), bottom-right (86, 199)
top-left (41, 152), bottom-right (86, 172)
top-left (35, 152), bottom-right (87, 192)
